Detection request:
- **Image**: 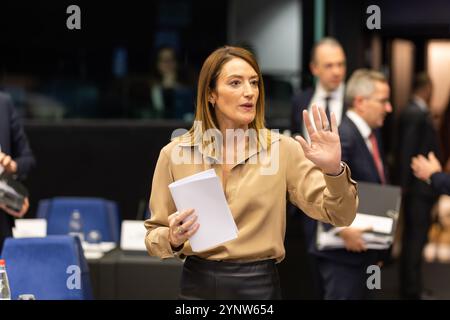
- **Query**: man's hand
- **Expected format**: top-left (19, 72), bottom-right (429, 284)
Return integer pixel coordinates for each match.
top-left (295, 105), bottom-right (342, 175)
top-left (339, 227), bottom-right (371, 252)
top-left (0, 197), bottom-right (29, 218)
top-left (0, 152), bottom-right (18, 174)
top-left (411, 152), bottom-right (442, 182)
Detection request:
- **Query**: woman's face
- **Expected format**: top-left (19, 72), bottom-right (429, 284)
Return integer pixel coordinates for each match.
top-left (210, 57), bottom-right (259, 131)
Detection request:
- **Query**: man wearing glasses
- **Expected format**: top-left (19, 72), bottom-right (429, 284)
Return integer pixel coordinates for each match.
top-left (309, 69), bottom-right (392, 299)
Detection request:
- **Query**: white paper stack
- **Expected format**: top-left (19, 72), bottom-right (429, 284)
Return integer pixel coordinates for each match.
top-left (316, 213), bottom-right (394, 250)
top-left (169, 169), bottom-right (238, 252)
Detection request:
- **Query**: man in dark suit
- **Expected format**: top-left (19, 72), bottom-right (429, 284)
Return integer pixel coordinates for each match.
top-left (309, 69), bottom-right (392, 299)
top-left (287, 37), bottom-right (347, 299)
top-left (291, 37), bottom-right (346, 137)
top-left (0, 92), bottom-right (35, 252)
top-left (396, 73), bottom-right (440, 299)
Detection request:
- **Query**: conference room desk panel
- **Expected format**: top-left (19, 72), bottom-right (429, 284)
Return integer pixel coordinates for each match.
top-left (88, 249), bottom-right (183, 299)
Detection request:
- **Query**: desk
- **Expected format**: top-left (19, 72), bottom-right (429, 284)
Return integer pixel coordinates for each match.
top-left (88, 249), bottom-right (183, 299)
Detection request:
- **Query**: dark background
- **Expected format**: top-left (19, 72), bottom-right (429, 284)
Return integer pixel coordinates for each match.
top-left (1, 0), bottom-right (449, 299)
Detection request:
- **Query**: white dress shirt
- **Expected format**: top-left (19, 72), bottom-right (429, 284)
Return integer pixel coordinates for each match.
top-left (303, 83), bottom-right (345, 140)
top-left (346, 110), bottom-right (373, 153)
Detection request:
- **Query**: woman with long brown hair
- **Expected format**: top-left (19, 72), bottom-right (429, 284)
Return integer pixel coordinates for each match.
top-left (144, 46), bottom-right (358, 299)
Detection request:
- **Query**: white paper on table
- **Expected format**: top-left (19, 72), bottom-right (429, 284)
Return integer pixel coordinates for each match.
top-left (169, 169), bottom-right (238, 252)
top-left (350, 213), bottom-right (394, 234)
top-left (12, 219), bottom-right (47, 238)
top-left (120, 220), bottom-right (147, 251)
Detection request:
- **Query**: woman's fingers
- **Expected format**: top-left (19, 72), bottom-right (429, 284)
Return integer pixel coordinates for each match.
top-left (312, 105), bottom-right (322, 131)
top-left (181, 214), bottom-right (198, 230)
top-left (330, 112), bottom-right (338, 134)
top-left (295, 135), bottom-right (311, 154)
top-left (169, 208), bottom-right (194, 227)
top-left (318, 106), bottom-right (330, 131)
top-left (302, 110), bottom-right (315, 136)
top-left (168, 209), bottom-right (198, 248)
top-left (184, 223), bottom-right (200, 238)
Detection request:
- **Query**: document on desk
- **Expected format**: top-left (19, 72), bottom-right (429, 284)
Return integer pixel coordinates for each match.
top-left (169, 169), bottom-right (238, 252)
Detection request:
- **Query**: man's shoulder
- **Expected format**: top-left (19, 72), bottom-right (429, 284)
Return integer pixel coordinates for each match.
top-left (338, 115), bottom-right (356, 133)
top-left (292, 87), bottom-right (315, 104)
top-left (0, 93), bottom-right (13, 120)
top-left (401, 102), bottom-right (424, 117)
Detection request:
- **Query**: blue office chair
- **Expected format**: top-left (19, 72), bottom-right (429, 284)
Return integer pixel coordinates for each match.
top-left (36, 197), bottom-right (121, 243)
top-left (1, 235), bottom-right (93, 300)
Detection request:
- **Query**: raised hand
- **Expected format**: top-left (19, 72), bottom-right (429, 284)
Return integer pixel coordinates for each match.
top-left (295, 105), bottom-right (342, 175)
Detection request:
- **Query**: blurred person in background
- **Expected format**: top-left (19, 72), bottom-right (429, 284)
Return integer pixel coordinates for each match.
top-left (411, 98), bottom-right (450, 196)
top-left (396, 73), bottom-right (441, 299)
top-left (305, 69), bottom-right (392, 299)
top-left (130, 46), bottom-right (195, 120)
top-left (0, 92), bottom-right (35, 252)
top-left (291, 37), bottom-right (347, 137)
top-left (290, 37), bottom-right (347, 299)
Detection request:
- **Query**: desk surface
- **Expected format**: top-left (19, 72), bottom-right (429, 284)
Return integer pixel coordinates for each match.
top-left (88, 249), bottom-right (183, 299)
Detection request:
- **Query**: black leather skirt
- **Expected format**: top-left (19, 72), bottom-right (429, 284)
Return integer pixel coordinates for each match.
top-left (179, 255), bottom-right (281, 300)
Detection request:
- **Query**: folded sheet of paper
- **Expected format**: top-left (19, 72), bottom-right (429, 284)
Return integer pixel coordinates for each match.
top-left (169, 169), bottom-right (238, 252)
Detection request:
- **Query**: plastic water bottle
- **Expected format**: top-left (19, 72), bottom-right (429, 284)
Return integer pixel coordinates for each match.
top-left (0, 259), bottom-right (11, 300)
top-left (68, 210), bottom-right (84, 242)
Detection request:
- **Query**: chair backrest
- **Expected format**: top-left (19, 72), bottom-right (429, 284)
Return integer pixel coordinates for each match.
top-left (0, 235), bottom-right (93, 300)
top-left (36, 197), bottom-right (121, 243)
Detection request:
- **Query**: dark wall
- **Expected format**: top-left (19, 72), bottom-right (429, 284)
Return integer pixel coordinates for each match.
top-left (24, 120), bottom-right (189, 220)
top-left (0, 1), bottom-right (228, 80)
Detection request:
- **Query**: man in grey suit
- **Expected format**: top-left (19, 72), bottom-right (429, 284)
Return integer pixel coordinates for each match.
top-left (0, 92), bottom-right (35, 252)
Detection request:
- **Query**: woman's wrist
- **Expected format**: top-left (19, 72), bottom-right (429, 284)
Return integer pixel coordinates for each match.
top-left (324, 162), bottom-right (345, 176)
top-left (170, 242), bottom-right (184, 252)
top-left (169, 233), bottom-right (184, 251)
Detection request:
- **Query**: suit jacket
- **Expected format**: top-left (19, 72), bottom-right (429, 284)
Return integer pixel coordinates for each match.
top-left (305, 115), bottom-right (387, 266)
top-left (0, 92), bottom-right (36, 250)
top-left (396, 100), bottom-right (440, 199)
top-left (431, 172), bottom-right (450, 195)
top-left (291, 87), bottom-right (314, 135)
top-left (290, 87), bottom-right (347, 136)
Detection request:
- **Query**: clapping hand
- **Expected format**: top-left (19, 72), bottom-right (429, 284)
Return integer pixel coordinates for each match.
top-left (411, 152), bottom-right (442, 182)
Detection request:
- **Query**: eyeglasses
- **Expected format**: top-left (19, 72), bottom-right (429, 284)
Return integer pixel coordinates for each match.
top-left (365, 97), bottom-right (391, 105)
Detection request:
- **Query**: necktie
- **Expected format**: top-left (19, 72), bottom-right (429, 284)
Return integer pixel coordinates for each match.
top-left (369, 132), bottom-right (386, 184)
top-left (324, 95), bottom-right (331, 122)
